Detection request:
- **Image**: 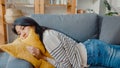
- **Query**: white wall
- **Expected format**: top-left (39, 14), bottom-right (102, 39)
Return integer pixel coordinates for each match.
top-left (99, 0), bottom-right (106, 15)
top-left (77, 0), bottom-right (93, 10)
top-left (77, 0), bottom-right (106, 14)
top-left (109, 0), bottom-right (120, 13)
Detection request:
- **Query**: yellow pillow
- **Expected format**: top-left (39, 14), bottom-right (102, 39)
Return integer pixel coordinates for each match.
top-left (0, 28), bottom-right (54, 68)
top-left (21, 28), bottom-right (52, 58)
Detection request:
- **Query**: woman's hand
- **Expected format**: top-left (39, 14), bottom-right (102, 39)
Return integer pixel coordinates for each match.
top-left (26, 46), bottom-right (42, 59)
top-left (26, 46), bottom-right (47, 60)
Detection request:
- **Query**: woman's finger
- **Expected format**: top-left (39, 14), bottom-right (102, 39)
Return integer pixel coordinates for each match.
top-left (26, 46), bottom-right (35, 55)
top-left (26, 46), bottom-right (41, 57)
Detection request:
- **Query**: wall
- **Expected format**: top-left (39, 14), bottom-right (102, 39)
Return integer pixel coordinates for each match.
top-left (99, 0), bottom-right (106, 15)
top-left (109, 0), bottom-right (120, 13)
top-left (77, 0), bottom-right (106, 14)
top-left (77, 0), bottom-right (93, 10)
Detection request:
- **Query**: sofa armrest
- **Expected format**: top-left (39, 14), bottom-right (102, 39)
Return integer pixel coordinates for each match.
top-left (0, 52), bottom-right (9, 68)
top-left (6, 56), bottom-right (34, 68)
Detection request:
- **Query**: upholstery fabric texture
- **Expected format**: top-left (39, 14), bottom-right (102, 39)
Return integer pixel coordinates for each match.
top-left (0, 52), bottom-right (9, 68)
top-left (6, 56), bottom-right (33, 68)
top-left (99, 16), bottom-right (120, 44)
top-left (31, 13), bottom-right (99, 42)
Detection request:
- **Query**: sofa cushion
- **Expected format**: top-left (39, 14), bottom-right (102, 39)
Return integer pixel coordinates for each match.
top-left (6, 56), bottom-right (33, 68)
top-left (99, 16), bottom-right (120, 44)
top-left (0, 52), bottom-right (9, 68)
top-left (31, 13), bottom-right (99, 42)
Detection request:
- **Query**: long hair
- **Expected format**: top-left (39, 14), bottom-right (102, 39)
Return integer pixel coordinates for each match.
top-left (12, 16), bottom-right (48, 42)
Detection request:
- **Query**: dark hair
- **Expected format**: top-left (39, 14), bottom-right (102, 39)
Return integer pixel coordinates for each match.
top-left (12, 16), bottom-right (48, 41)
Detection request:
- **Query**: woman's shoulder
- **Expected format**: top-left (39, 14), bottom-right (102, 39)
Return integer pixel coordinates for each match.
top-left (43, 29), bottom-right (60, 36)
top-left (43, 29), bottom-right (61, 51)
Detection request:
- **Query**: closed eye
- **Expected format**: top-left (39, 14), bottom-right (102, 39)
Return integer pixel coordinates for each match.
top-left (17, 26), bottom-right (25, 35)
top-left (21, 26), bottom-right (25, 30)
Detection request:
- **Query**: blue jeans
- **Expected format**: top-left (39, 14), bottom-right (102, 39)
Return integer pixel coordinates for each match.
top-left (83, 39), bottom-right (120, 68)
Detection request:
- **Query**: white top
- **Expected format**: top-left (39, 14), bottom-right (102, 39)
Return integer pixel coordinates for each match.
top-left (43, 30), bottom-right (88, 68)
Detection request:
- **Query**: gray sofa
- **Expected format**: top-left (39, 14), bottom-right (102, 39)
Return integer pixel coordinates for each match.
top-left (1, 13), bottom-right (120, 68)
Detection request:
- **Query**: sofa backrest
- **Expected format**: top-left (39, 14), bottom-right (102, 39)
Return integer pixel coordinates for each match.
top-left (31, 13), bottom-right (99, 42)
top-left (98, 15), bottom-right (120, 45)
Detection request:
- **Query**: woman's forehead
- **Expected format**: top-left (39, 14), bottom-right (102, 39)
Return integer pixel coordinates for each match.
top-left (15, 25), bottom-right (21, 29)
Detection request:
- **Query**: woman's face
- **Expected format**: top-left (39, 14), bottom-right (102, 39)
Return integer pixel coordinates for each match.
top-left (15, 25), bottom-right (35, 39)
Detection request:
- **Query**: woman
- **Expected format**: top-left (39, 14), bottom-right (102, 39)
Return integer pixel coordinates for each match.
top-left (12, 16), bottom-right (120, 68)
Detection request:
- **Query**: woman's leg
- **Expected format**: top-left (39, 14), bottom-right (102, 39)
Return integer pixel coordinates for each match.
top-left (83, 39), bottom-right (100, 66)
top-left (83, 39), bottom-right (120, 68)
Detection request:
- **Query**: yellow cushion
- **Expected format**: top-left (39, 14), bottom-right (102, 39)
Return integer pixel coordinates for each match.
top-left (21, 28), bottom-right (52, 58)
top-left (0, 28), bottom-right (54, 68)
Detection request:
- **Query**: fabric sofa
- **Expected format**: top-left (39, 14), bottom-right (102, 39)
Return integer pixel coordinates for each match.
top-left (1, 13), bottom-right (120, 68)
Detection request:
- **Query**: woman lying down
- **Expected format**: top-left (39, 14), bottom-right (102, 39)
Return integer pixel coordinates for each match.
top-left (1, 17), bottom-right (120, 68)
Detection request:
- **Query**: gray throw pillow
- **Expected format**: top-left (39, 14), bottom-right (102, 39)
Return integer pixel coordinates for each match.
top-left (99, 16), bottom-right (120, 44)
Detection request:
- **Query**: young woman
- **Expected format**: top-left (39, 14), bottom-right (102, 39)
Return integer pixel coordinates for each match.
top-left (12, 16), bottom-right (120, 68)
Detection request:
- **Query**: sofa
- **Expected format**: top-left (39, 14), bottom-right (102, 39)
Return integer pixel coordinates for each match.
top-left (1, 13), bottom-right (120, 68)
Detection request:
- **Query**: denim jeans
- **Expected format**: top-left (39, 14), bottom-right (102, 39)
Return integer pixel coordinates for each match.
top-left (83, 39), bottom-right (120, 68)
